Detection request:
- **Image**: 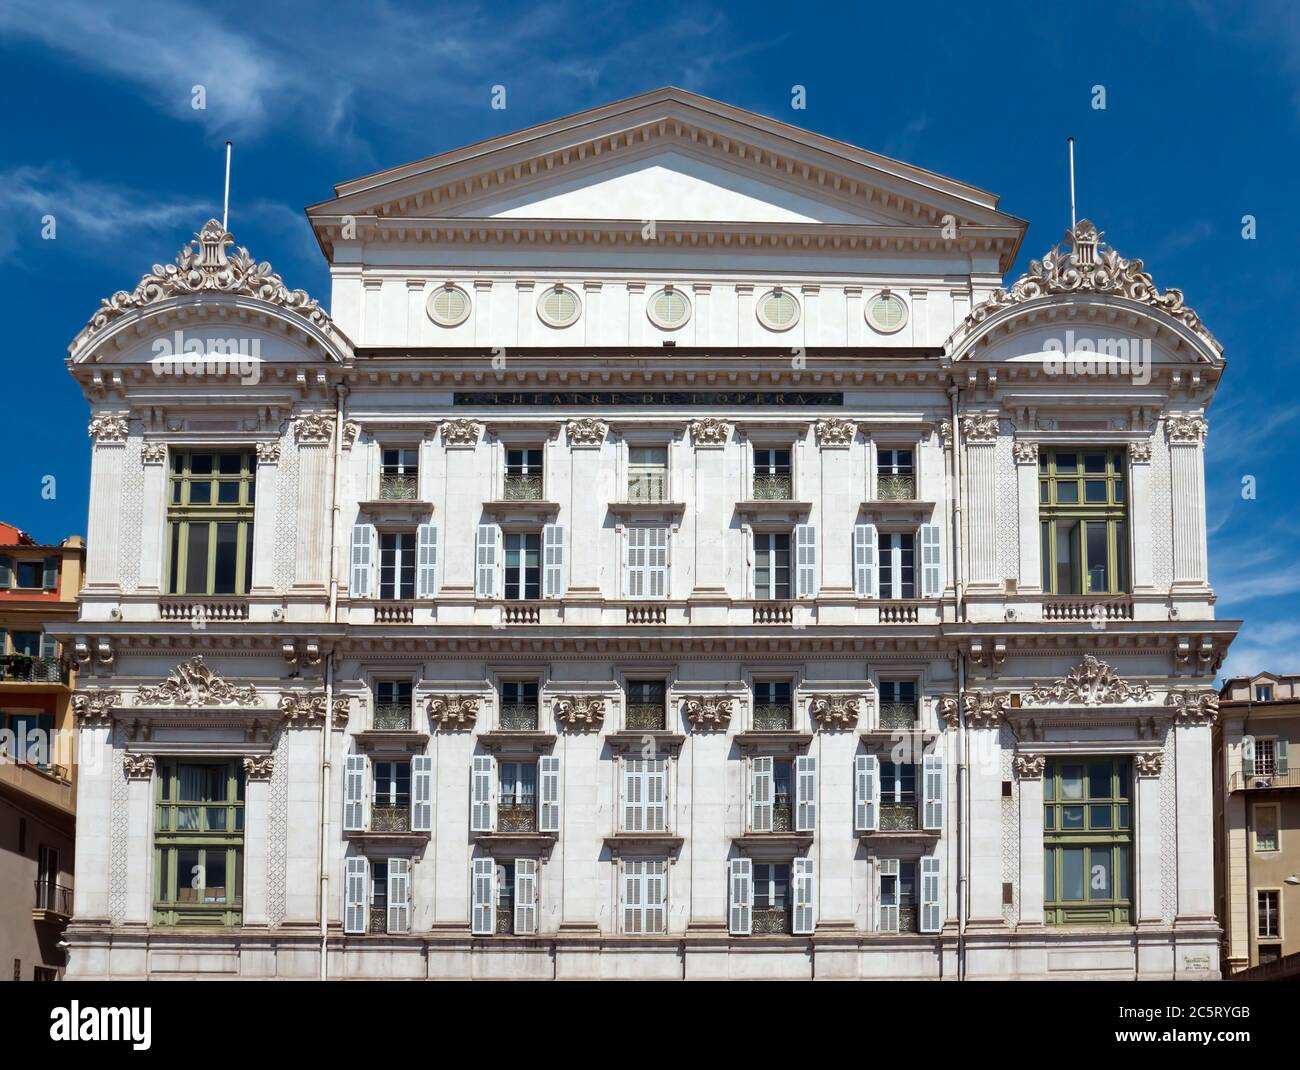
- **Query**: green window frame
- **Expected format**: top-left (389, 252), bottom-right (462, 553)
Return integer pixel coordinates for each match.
top-left (1044, 758), bottom-right (1132, 925)
top-left (166, 450), bottom-right (256, 596)
top-left (153, 759), bottom-right (245, 927)
top-left (1038, 448), bottom-right (1129, 595)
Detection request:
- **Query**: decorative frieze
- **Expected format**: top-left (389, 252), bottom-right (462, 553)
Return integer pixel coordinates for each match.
top-left (814, 417), bottom-right (856, 449)
top-left (441, 418), bottom-right (481, 448)
top-left (137, 656), bottom-right (260, 708)
top-left (1165, 687), bottom-right (1219, 725)
top-left (961, 414), bottom-right (999, 443)
top-left (72, 689), bottom-right (122, 727)
top-left (294, 414), bottom-right (334, 444)
top-left (255, 440), bottom-right (282, 463)
top-left (554, 695), bottom-right (606, 730)
top-left (243, 754), bottom-right (275, 780)
top-left (428, 694), bottom-right (480, 729)
top-left (1135, 751), bottom-right (1164, 777)
top-left (88, 414), bottom-right (129, 443)
top-left (689, 417), bottom-right (731, 448)
top-left (1011, 440), bottom-right (1039, 464)
top-left (1012, 753), bottom-right (1046, 779)
top-left (683, 695), bottom-right (733, 730)
top-left (940, 690), bottom-right (1009, 729)
top-left (808, 694), bottom-right (861, 729)
top-left (566, 417), bottom-right (608, 448)
top-left (123, 754), bottom-right (155, 779)
top-left (1023, 656), bottom-right (1153, 706)
top-left (140, 441), bottom-right (167, 464)
top-left (1164, 414), bottom-right (1208, 444)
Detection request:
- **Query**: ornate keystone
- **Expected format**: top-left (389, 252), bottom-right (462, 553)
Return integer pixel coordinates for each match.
top-left (814, 417), bottom-right (856, 449)
top-left (566, 417), bottom-right (607, 448)
top-left (441, 419), bottom-right (481, 448)
top-left (1023, 656), bottom-right (1153, 706)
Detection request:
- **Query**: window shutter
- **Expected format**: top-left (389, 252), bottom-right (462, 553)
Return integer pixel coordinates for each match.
top-left (647, 758), bottom-right (666, 833)
top-left (387, 857), bottom-right (410, 934)
top-left (538, 755), bottom-right (561, 833)
top-left (648, 526), bottom-right (668, 598)
top-left (795, 523), bottom-right (817, 598)
top-left (0, 556), bottom-right (12, 588)
top-left (542, 523), bottom-right (565, 598)
top-left (624, 526), bottom-right (640, 598)
top-left (920, 523), bottom-right (941, 597)
top-left (920, 855), bottom-right (943, 933)
top-left (39, 633), bottom-right (58, 660)
top-left (878, 858), bottom-right (899, 933)
top-left (855, 753), bottom-right (879, 831)
top-left (514, 857), bottom-right (538, 935)
top-left (623, 759), bottom-right (644, 833)
top-left (410, 755), bottom-right (433, 832)
top-left (471, 857), bottom-right (495, 935)
top-left (350, 522), bottom-right (375, 598)
top-left (750, 756), bottom-right (773, 832)
top-left (42, 557), bottom-right (58, 590)
top-left (416, 524), bottom-right (439, 598)
top-left (646, 860), bottom-right (666, 934)
top-left (795, 755), bottom-right (817, 832)
top-left (475, 523), bottom-right (499, 598)
top-left (343, 856), bottom-right (368, 934)
top-left (793, 856), bottom-right (815, 935)
top-left (623, 860), bottom-right (642, 935)
top-left (728, 857), bottom-right (752, 935)
top-left (853, 524), bottom-right (878, 597)
top-left (1278, 738), bottom-right (1290, 775)
top-left (923, 752), bottom-right (945, 830)
top-left (1243, 735), bottom-right (1256, 775)
top-left (343, 754), bottom-right (366, 832)
top-left (470, 755), bottom-right (495, 832)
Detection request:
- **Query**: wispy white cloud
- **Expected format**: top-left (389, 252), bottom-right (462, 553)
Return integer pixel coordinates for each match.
top-left (1220, 617), bottom-right (1300, 681)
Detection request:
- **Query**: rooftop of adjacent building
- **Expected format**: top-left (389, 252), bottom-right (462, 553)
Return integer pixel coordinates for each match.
top-left (1220, 672), bottom-right (1300, 705)
top-left (0, 521), bottom-right (84, 553)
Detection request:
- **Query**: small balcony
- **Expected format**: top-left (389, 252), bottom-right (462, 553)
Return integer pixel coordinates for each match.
top-left (627, 471), bottom-right (669, 503)
top-left (1041, 596), bottom-right (1134, 622)
top-left (499, 704), bottom-right (539, 732)
top-left (753, 704), bottom-right (794, 731)
top-left (368, 905), bottom-right (388, 934)
top-left (752, 906), bottom-right (792, 935)
top-left (753, 602), bottom-right (794, 625)
top-left (625, 702), bottom-right (667, 732)
top-left (32, 881), bottom-right (72, 923)
top-left (370, 805), bottom-right (410, 833)
top-left (880, 802), bottom-right (920, 831)
top-left (158, 598), bottom-right (250, 623)
top-left (502, 602), bottom-right (542, 625)
top-left (752, 471), bottom-right (793, 501)
top-left (504, 471), bottom-right (544, 501)
top-left (379, 472), bottom-right (419, 500)
top-left (1231, 767), bottom-right (1300, 791)
top-left (875, 473), bottom-right (916, 501)
top-left (498, 803), bottom-right (537, 833)
top-left (879, 702), bottom-right (920, 731)
top-left (626, 604), bottom-right (668, 624)
top-left (771, 800), bottom-right (793, 833)
top-left (373, 704), bottom-right (412, 731)
top-left (0, 655), bottom-right (69, 685)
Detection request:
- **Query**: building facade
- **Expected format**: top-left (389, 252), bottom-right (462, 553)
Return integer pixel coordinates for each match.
top-left (59, 89), bottom-right (1235, 980)
top-left (0, 522), bottom-right (84, 979)
top-left (1215, 672), bottom-right (1300, 976)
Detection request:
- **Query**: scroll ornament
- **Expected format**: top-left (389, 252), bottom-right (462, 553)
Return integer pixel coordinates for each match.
top-left (554, 695), bottom-right (606, 730)
top-left (137, 656), bottom-right (259, 708)
top-left (683, 695), bottom-right (733, 730)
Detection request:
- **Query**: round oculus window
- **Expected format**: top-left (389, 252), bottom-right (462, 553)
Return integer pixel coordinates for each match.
top-left (537, 285), bottom-right (581, 328)
top-left (757, 289), bottom-right (800, 331)
top-left (866, 292), bottom-right (908, 333)
top-left (426, 283), bottom-right (471, 327)
top-left (648, 287), bottom-right (691, 329)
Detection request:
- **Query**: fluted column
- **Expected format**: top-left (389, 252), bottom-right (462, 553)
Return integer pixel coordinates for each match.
top-left (566, 419), bottom-right (608, 596)
top-left (1130, 439), bottom-right (1155, 591)
top-left (1135, 751), bottom-right (1164, 924)
top-left (688, 419), bottom-right (730, 601)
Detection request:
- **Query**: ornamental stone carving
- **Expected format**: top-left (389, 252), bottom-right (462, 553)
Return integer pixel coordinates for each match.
top-left (123, 754), bottom-right (156, 779)
top-left (294, 414), bottom-right (334, 444)
top-left (940, 690), bottom-right (1009, 729)
top-left (961, 414), bottom-right (999, 442)
top-left (1165, 687), bottom-right (1219, 725)
top-left (1012, 440), bottom-right (1039, 464)
top-left (962, 220), bottom-right (1212, 344)
top-left (77, 219), bottom-right (335, 344)
top-left (689, 417), bottom-right (730, 448)
top-left (683, 695), bottom-right (733, 730)
top-left (141, 441), bottom-right (167, 464)
top-left (88, 414), bottom-right (129, 443)
top-left (554, 695), bottom-right (606, 730)
top-left (243, 754), bottom-right (275, 780)
top-left (278, 690), bottom-right (350, 728)
top-left (341, 421), bottom-right (361, 449)
top-left (814, 417), bottom-right (856, 448)
top-left (808, 694), bottom-right (861, 729)
top-left (428, 694), bottom-right (479, 729)
top-left (938, 420), bottom-right (953, 448)
top-left (1165, 414), bottom-right (1208, 443)
top-left (1129, 439), bottom-right (1153, 463)
top-left (1135, 752), bottom-right (1163, 777)
top-left (566, 417), bottom-right (608, 448)
top-left (137, 656), bottom-right (260, 708)
top-left (73, 689), bottom-right (122, 727)
top-left (441, 418), bottom-right (481, 448)
top-left (1023, 656), bottom-right (1153, 706)
top-left (255, 440), bottom-right (282, 463)
top-left (1013, 753), bottom-right (1046, 779)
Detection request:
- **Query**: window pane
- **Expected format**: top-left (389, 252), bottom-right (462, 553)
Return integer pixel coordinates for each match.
top-left (1089, 805), bottom-right (1112, 829)
top-left (1116, 845), bottom-right (1131, 900)
top-left (1061, 848), bottom-right (1085, 900)
top-left (191, 454), bottom-right (213, 475)
top-left (1088, 762), bottom-right (1113, 799)
top-left (1044, 849), bottom-right (1055, 902)
top-left (217, 481), bottom-right (240, 504)
top-left (1044, 806), bottom-right (1054, 830)
top-left (1055, 480), bottom-right (1079, 504)
top-left (1089, 848), bottom-right (1111, 900)
top-left (1055, 519), bottom-right (1082, 594)
top-left (204, 852), bottom-right (228, 903)
top-left (176, 848), bottom-right (201, 901)
top-left (1060, 765), bottom-right (1084, 799)
top-left (185, 524), bottom-right (209, 593)
top-left (213, 523), bottom-right (238, 594)
top-left (1086, 523), bottom-right (1110, 592)
top-left (189, 481), bottom-right (212, 505)
top-left (1083, 453), bottom-right (1107, 474)
top-left (1084, 480), bottom-right (1107, 503)
top-left (1055, 454), bottom-right (1077, 474)
top-left (1061, 805), bottom-right (1084, 829)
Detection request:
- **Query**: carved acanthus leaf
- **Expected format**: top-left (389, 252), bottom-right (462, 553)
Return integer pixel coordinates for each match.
top-left (689, 417), bottom-right (731, 447)
top-left (1134, 752), bottom-right (1163, 777)
top-left (1012, 440), bottom-right (1039, 464)
top-left (140, 441), bottom-right (167, 463)
top-left (683, 695), bottom-right (733, 730)
top-left (1165, 687), bottom-right (1219, 724)
top-left (940, 690), bottom-right (1009, 728)
top-left (808, 694), bottom-right (861, 729)
top-left (428, 694), bottom-right (479, 728)
top-left (73, 689), bottom-right (122, 726)
top-left (1013, 753), bottom-right (1045, 779)
top-left (554, 695), bottom-right (606, 729)
top-left (1129, 439), bottom-right (1153, 462)
top-left (566, 417), bottom-right (608, 447)
top-left (255, 440), bottom-right (282, 463)
top-left (1023, 656), bottom-right (1153, 706)
top-left (137, 656), bottom-right (259, 708)
top-left (88, 414), bottom-right (130, 443)
top-left (123, 754), bottom-right (156, 779)
top-left (295, 414), bottom-right (334, 444)
top-left (1165, 414), bottom-right (1208, 443)
top-left (441, 418), bottom-right (481, 447)
top-left (961, 414), bottom-right (999, 442)
top-left (243, 755), bottom-right (275, 780)
top-left (814, 417), bottom-right (856, 448)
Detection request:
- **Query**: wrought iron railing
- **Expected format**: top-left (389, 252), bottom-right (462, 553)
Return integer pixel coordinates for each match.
top-left (880, 801), bottom-right (919, 831)
top-left (879, 702), bottom-right (919, 730)
top-left (627, 471), bottom-right (668, 502)
top-left (1231, 767), bottom-right (1300, 791)
top-left (499, 704), bottom-right (538, 731)
top-left (33, 881), bottom-right (72, 916)
top-left (625, 703), bottom-right (666, 731)
top-left (498, 804), bottom-right (537, 833)
top-left (752, 472), bottom-right (793, 500)
top-left (373, 704), bottom-right (411, 731)
top-left (369, 905), bottom-right (387, 934)
top-left (504, 472), bottom-right (544, 500)
top-left (876, 473), bottom-right (916, 500)
top-left (752, 906), bottom-right (791, 934)
top-left (898, 905), bottom-right (919, 933)
top-left (379, 473), bottom-right (418, 499)
top-left (371, 805), bottom-right (410, 833)
top-left (753, 703), bottom-right (793, 731)
top-left (496, 904), bottom-right (514, 934)
top-left (772, 802), bottom-right (793, 833)
top-left (0, 655), bottom-right (68, 684)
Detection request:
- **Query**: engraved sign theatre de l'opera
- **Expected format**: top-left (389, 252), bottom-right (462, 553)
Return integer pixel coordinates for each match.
top-left (58, 89), bottom-right (1235, 980)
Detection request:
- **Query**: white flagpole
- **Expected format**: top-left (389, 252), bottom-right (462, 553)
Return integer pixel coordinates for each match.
top-left (1067, 136), bottom-right (1076, 232)
top-left (222, 141), bottom-right (232, 232)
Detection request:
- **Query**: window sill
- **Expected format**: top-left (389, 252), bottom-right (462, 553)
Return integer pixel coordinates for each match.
top-left (732, 832), bottom-right (813, 852)
top-left (607, 499), bottom-right (686, 518)
top-left (476, 731), bottom-right (556, 755)
top-left (733, 731), bottom-right (813, 754)
top-left (356, 499), bottom-right (434, 525)
top-left (352, 729), bottom-right (429, 754)
top-left (472, 831), bottom-right (556, 856)
top-left (345, 829), bottom-right (429, 854)
top-left (605, 731), bottom-right (684, 754)
top-left (857, 828), bottom-right (940, 844)
top-left (481, 499), bottom-right (560, 521)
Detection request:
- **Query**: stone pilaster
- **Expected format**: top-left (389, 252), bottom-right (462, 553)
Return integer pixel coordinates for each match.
top-left (962, 414), bottom-right (999, 588)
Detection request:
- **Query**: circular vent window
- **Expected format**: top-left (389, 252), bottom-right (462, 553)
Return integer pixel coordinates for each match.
top-left (757, 289), bottom-right (800, 331)
top-left (648, 287), bottom-right (691, 330)
top-left (426, 283), bottom-right (471, 327)
top-left (537, 285), bottom-right (581, 328)
top-left (866, 292), bottom-right (908, 333)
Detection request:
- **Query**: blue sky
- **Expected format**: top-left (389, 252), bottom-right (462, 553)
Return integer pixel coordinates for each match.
top-left (0, 0), bottom-right (1295, 678)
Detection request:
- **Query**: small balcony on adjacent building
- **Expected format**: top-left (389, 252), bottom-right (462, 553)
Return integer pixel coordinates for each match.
top-left (0, 654), bottom-right (69, 685)
top-left (32, 880), bottom-right (72, 924)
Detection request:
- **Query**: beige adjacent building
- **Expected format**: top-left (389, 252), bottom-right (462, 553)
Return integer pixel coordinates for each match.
top-left (1215, 672), bottom-right (1300, 975)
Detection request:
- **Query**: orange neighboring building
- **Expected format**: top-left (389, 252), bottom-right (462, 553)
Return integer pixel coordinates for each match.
top-left (0, 520), bottom-right (84, 980)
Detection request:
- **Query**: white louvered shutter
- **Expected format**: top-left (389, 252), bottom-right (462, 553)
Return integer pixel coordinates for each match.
top-left (387, 858), bottom-right (410, 934)
top-left (411, 755), bottom-right (433, 832)
top-left (514, 858), bottom-right (538, 935)
top-left (344, 856), bottom-right (368, 934)
top-left (1243, 735), bottom-right (1256, 774)
top-left (920, 855), bottom-right (943, 933)
top-left (542, 523), bottom-right (565, 598)
top-left (646, 758), bottom-right (667, 833)
top-left (343, 754), bottom-right (366, 832)
top-left (470, 755), bottom-right (495, 832)
top-left (647, 526), bottom-right (669, 598)
top-left (794, 755), bottom-right (817, 832)
top-left (854, 523), bottom-right (878, 597)
top-left (728, 857), bottom-right (753, 935)
top-left (795, 523), bottom-right (817, 598)
top-left (1278, 738), bottom-right (1290, 774)
top-left (416, 523), bottom-right (439, 597)
top-left (750, 756), bottom-right (773, 832)
top-left (623, 759), bottom-right (644, 832)
top-left (923, 752), bottom-right (945, 830)
top-left (855, 753), bottom-right (879, 832)
top-left (920, 522), bottom-right (942, 597)
top-left (351, 522), bottom-right (375, 597)
top-left (475, 523), bottom-right (499, 598)
top-left (878, 858), bottom-right (900, 933)
top-left (623, 861), bottom-right (643, 935)
top-left (471, 858), bottom-right (495, 935)
top-left (646, 860), bottom-right (666, 934)
top-left (793, 856), bottom-right (815, 935)
top-left (538, 755), bottom-right (561, 833)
